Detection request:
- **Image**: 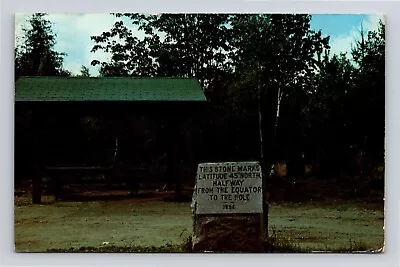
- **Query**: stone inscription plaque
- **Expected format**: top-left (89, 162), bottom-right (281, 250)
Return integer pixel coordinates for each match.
top-left (195, 162), bottom-right (263, 214)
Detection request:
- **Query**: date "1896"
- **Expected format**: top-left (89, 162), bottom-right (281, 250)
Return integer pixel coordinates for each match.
top-left (223, 204), bottom-right (235, 210)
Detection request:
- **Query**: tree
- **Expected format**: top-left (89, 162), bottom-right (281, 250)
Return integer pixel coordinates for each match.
top-left (79, 65), bottom-right (90, 77)
top-left (90, 17), bottom-right (157, 77)
top-left (299, 20), bottom-right (385, 176)
top-left (90, 14), bottom-right (235, 200)
top-left (349, 20), bottom-right (385, 170)
top-left (228, 14), bottom-right (330, 165)
top-left (91, 14), bottom-right (233, 88)
top-left (303, 51), bottom-right (356, 175)
top-left (15, 13), bottom-right (70, 79)
top-left (89, 13), bottom-right (385, 185)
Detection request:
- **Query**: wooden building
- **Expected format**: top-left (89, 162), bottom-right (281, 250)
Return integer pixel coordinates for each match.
top-left (15, 76), bottom-right (207, 203)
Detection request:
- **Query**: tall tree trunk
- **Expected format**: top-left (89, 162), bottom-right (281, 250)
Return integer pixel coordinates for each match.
top-left (257, 65), bottom-right (268, 238)
top-left (274, 81), bottom-right (283, 138)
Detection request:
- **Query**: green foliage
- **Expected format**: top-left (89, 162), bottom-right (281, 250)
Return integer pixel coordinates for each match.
top-left (79, 65), bottom-right (90, 77)
top-left (88, 14), bottom-right (385, 176)
top-left (349, 20), bottom-right (385, 165)
top-left (91, 13), bottom-right (232, 87)
top-left (15, 13), bottom-right (70, 78)
top-left (231, 14), bottom-right (330, 89)
top-left (223, 14), bottom-right (331, 163)
top-left (301, 52), bottom-right (356, 174)
top-left (15, 13), bottom-right (384, 177)
top-left (90, 15), bottom-right (157, 77)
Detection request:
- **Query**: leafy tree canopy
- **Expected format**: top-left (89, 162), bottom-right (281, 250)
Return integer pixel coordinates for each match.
top-left (89, 14), bottom-right (385, 174)
top-left (15, 13), bottom-right (70, 79)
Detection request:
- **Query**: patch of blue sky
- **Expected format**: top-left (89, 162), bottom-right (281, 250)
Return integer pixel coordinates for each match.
top-left (310, 14), bottom-right (383, 58)
top-left (310, 14), bottom-right (368, 37)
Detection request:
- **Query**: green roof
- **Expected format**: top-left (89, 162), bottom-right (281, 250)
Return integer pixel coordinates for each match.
top-left (15, 76), bottom-right (206, 102)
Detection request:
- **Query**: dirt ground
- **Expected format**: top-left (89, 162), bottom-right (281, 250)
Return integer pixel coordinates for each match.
top-left (14, 185), bottom-right (384, 252)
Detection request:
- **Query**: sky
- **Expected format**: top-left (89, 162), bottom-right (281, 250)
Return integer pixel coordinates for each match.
top-left (14, 13), bottom-right (384, 77)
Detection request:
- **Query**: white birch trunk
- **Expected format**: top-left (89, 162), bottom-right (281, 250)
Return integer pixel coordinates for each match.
top-left (274, 84), bottom-right (283, 136)
top-left (258, 83), bottom-right (264, 161)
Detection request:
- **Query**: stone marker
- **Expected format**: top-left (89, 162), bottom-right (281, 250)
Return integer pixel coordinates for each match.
top-left (191, 161), bottom-right (265, 252)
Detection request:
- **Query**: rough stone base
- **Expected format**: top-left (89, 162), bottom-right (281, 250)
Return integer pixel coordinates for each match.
top-left (192, 214), bottom-right (264, 252)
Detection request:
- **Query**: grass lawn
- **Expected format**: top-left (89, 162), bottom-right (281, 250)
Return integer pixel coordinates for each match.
top-left (14, 189), bottom-right (384, 253)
